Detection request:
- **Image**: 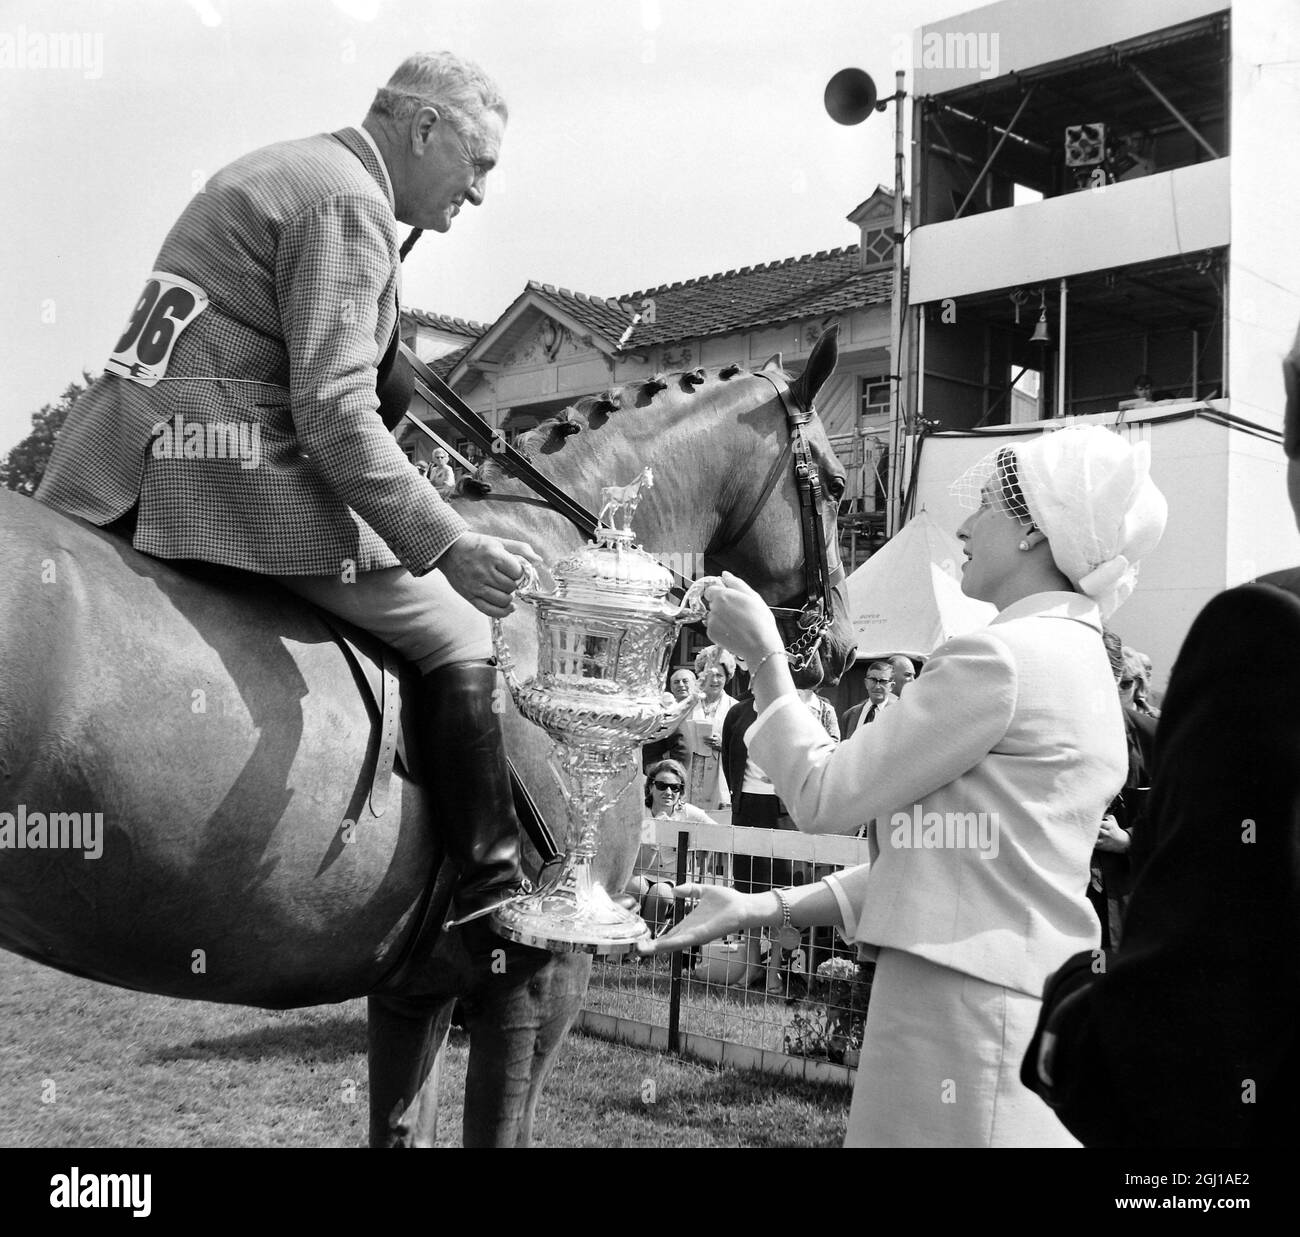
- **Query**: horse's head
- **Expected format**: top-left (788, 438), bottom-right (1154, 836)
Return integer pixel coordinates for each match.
top-left (701, 326), bottom-right (857, 686)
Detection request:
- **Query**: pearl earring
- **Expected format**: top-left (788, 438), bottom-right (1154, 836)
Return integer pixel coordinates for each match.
top-left (1018, 540), bottom-right (1030, 551)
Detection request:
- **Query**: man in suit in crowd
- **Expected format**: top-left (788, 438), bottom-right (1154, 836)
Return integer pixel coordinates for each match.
top-left (36, 51), bottom-right (545, 955)
top-left (642, 666), bottom-right (695, 771)
top-left (840, 660), bottom-right (895, 736)
top-left (888, 654), bottom-right (916, 697)
top-left (1023, 324), bottom-right (1300, 1145)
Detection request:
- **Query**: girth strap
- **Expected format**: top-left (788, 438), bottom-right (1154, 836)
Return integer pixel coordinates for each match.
top-left (318, 617), bottom-right (404, 822)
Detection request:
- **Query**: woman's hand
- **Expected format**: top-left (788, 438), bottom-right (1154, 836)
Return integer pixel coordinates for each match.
top-left (703, 572), bottom-right (784, 666)
top-left (1095, 814), bottom-right (1131, 853)
top-left (634, 882), bottom-right (758, 955)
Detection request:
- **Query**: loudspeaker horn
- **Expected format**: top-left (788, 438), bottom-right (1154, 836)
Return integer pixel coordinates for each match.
top-left (824, 68), bottom-right (879, 126)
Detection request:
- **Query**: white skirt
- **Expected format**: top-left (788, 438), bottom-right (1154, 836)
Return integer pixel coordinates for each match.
top-left (846, 948), bottom-right (1079, 1148)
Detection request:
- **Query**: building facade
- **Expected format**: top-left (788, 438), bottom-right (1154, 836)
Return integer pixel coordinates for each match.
top-left (902, 0), bottom-right (1300, 686)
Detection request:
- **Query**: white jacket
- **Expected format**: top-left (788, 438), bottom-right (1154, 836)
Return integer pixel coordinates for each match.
top-left (747, 592), bottom-right (1125, 995)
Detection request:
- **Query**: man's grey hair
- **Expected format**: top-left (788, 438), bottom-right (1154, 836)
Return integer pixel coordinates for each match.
top-left (369, 51), bottom-right (507, 133)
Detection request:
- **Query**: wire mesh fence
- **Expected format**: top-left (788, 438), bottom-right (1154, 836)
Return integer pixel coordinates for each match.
top-left (579, 815), bottom-right (876, 1085)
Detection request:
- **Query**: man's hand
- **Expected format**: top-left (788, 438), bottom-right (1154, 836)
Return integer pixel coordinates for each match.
top-left (438, 531), bottom-right (544, 618)
top-left (1095, 814), bottom-right (1131, 853)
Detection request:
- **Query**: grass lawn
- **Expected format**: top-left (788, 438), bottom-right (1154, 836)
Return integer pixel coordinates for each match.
top-left (0, 948), bottom-right (849, 1148)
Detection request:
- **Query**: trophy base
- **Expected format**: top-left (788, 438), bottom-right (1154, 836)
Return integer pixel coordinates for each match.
top-left (490, 879), bottom-right (651, 956)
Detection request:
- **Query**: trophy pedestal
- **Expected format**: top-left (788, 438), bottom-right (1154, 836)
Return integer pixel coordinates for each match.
top-left (491, 851), bottom-right (650, 956)
top-left (489, 503), bottom-right (716, 957)
top-left (491, 745), bottom-right (652, 956)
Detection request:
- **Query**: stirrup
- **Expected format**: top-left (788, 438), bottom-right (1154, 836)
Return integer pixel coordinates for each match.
top-left (442, 876), bottom-right (533, 931)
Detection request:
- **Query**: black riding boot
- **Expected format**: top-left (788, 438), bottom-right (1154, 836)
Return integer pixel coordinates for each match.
top-left (416, 661), bottom-right (531, 947)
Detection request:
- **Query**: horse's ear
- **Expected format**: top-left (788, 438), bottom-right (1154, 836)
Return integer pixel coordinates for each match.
top-left (791, 323), bottom-right (840, 412)
top-left (761, 352), bottom-right (783, 373)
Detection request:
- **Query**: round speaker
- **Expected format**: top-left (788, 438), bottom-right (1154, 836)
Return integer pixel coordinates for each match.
top-left (824, 67), bottom-right (878, 126)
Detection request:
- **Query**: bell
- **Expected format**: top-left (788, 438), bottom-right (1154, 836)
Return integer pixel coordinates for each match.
top-left (1030, 307), bottom-right (1052, 345)
top-left (824, 68), bottom-right (878, 126)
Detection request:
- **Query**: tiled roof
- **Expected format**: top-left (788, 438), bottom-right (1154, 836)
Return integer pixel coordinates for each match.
top-left (616, 245), bottom-right (893, 347)
top-left (522, 245), bottom-right (891, 351)
top-left (409, 242), bottom-right (894, 371)
top-left (428, 344), bottom-right (472, 377)
top-left (404, 308), bottom-right (488, 337)
top-left (525, 280), bottom-right (636, 344)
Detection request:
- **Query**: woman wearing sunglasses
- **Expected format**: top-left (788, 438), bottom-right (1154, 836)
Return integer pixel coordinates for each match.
top-left (624, 759), bottom-right (714, 935)
top-left (643, 425), bottom-right (1167, 1148)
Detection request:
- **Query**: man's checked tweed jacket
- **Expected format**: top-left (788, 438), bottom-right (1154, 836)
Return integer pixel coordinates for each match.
top-left (37, 127), bottom-right (468, 576)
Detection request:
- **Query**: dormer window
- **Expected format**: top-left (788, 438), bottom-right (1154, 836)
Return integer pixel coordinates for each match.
top-left (848, 188), bottom-right (903, 272)
top-left (862, 226), bottom-right (894, 269)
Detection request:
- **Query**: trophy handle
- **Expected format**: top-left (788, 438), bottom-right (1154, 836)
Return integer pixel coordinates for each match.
top-left (670, 574), bottom-right (721, 623)
top-left (491, 616), bottom-right (523, 701)
top-left (491, 562), bottom-right (550, 700)
top-left (514, 561), bottom-right (545, 598)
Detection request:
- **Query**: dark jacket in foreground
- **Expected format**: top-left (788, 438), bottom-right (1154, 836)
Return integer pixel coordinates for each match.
top-left (1022, 571), bottom-right (1300, 1145)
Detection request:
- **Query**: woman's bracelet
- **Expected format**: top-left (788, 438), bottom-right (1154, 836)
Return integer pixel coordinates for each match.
top-left (750, 648), bottom-right (788, 678)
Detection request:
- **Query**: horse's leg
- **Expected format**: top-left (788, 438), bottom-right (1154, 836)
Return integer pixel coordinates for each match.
top-left (515, 954), bottom-right (595, 1146)
top-left (367, 993), bottom-right (455, 1148)
top-left (461, 953), bottom-right (591, 1147)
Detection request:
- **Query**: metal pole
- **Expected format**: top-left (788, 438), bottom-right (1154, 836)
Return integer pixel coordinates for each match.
top-left (953, 86), bottom-right (1036, 220)
top-left (1057, 277), bottom-right (1068, 417)
top-left (668, 831), bottom-right (689, 1053)
top-left (399, 407), bottom-right (477, 471)
top-left (916, 309), bottom-right (927, 422)
top-left (1124, 61), bottom-right (1221, 161)
top-left (1222, 263), bottom-right (1230, 398)
top-left (888, 69), bottom-right (907, 538)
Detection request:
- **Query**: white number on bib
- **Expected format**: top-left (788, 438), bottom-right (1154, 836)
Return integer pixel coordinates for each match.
top-left (104, 272), bottom-right (209, 387)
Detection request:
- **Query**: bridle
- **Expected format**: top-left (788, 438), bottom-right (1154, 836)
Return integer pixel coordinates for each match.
top-left (398, 345), bottom-right (842, 671)
top-left (718, 372), bottom-right (844, 674)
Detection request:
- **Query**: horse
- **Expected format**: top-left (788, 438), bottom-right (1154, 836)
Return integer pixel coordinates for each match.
top-left (0, 326), bottom-right (855, 1147)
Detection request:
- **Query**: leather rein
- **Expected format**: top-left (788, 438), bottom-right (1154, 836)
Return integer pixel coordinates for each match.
top-left (396, 343), bottom-right (839, 672)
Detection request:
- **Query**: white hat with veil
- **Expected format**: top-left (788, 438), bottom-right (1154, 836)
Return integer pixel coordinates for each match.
top-left (951, 424), bottom-right (1168, 619)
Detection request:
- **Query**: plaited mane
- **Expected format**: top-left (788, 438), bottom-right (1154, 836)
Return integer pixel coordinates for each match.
top-left (459, 360), bottom-right (766, 495)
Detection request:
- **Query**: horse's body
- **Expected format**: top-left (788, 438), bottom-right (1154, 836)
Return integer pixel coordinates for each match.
top-left (0, 337), bottom-right (854, 1145)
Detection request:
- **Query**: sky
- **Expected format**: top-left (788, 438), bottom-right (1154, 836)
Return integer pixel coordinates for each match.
top-left (0, 0), bottom-right (976, 453)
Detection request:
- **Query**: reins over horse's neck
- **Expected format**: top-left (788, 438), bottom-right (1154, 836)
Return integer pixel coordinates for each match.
top-left (470, 376), bottom-right (777, 554)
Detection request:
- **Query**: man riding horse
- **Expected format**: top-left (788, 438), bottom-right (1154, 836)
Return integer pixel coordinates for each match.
top-left (35, 51), bottom-right (549, 964)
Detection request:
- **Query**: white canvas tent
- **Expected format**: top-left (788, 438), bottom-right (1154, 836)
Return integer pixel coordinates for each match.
top-left (846, 510), bottom-right (997, 659)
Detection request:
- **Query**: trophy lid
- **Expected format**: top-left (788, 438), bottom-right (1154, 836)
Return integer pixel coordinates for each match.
top-left (548, 526), bottom-right (675, 608)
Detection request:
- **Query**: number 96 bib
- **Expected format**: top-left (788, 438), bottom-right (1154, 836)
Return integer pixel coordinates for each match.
top-left (104, 272), bottom-right (209, 387)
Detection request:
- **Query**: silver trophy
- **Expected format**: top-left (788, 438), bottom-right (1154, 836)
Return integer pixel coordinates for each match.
top-left (490, 469), bottom-right (714, 954)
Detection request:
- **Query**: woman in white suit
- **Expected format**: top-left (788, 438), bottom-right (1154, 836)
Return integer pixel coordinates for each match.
top-left (642, 424), bottom-right (1167, 1148)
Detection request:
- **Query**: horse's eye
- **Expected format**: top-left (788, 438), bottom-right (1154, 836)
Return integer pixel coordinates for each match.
top-left (826, 475), bottom-right (846, 503)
